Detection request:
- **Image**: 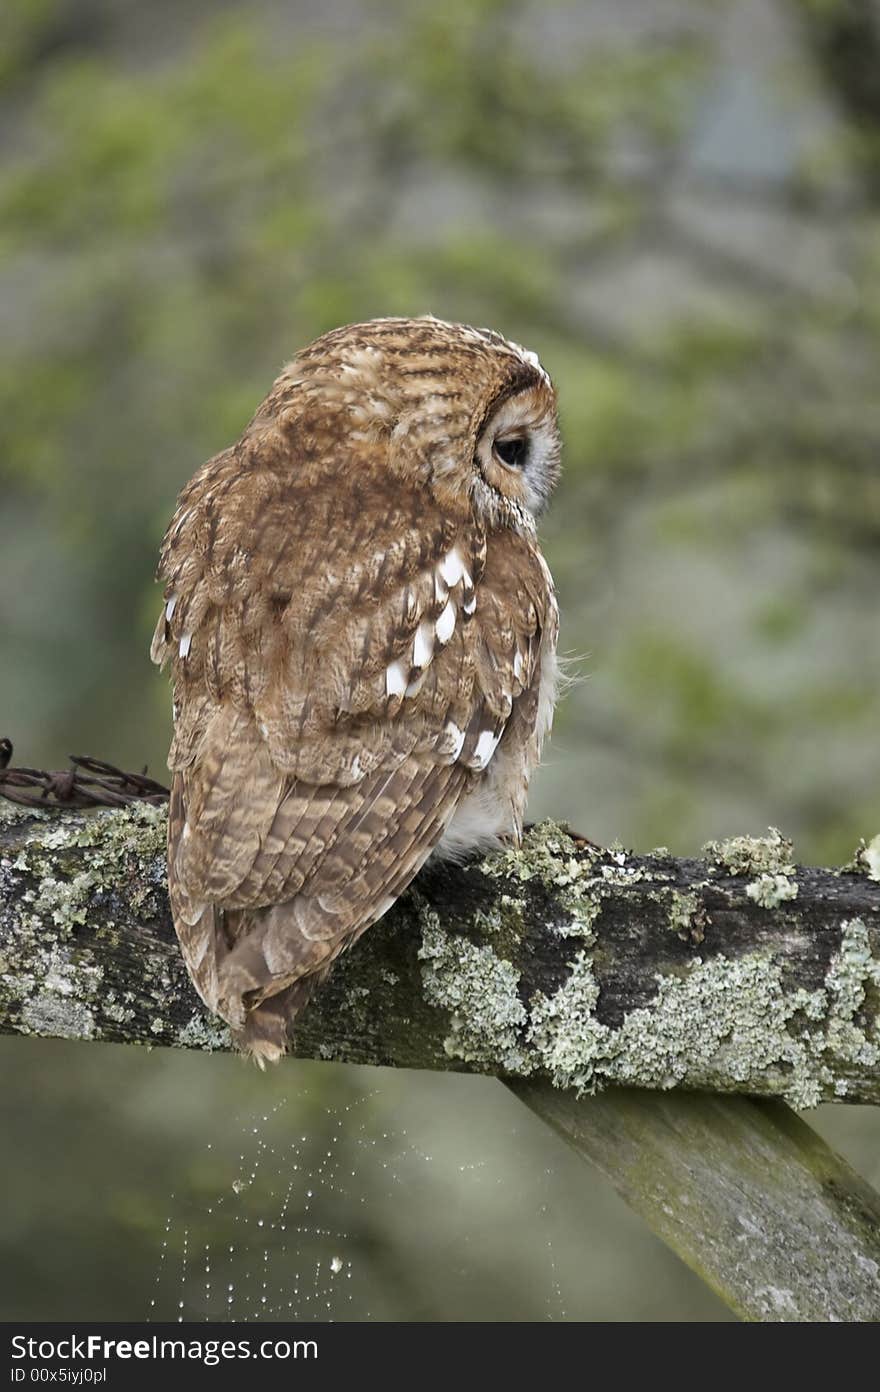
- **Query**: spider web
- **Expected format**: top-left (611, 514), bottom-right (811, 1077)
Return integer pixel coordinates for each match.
top-left (149, 1088), bottom-right (567, 1322)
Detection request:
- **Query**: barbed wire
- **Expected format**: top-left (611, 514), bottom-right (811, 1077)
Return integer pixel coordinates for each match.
top-left (0, 739), bottom-right (169, 810)
top-left (0, 740), bottom-right (603, 850)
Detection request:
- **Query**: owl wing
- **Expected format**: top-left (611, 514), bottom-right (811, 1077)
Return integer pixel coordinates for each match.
top-left (151, 440), bottom-right (553, 1057)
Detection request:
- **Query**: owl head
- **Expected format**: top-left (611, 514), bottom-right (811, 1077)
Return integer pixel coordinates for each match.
top-left (269, 316), bottom-right (561, 531)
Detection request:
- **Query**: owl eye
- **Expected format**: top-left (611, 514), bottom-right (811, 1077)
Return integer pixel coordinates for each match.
top-left (494, 436), bottom-right (529, 470)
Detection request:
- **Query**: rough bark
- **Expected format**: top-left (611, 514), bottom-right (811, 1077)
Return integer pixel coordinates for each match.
top-left (2, 800), bottom-right (879, 1107)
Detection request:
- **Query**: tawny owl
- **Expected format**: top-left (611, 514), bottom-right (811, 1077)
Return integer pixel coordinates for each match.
top-left (151, 317), bottom-right (561, 1062)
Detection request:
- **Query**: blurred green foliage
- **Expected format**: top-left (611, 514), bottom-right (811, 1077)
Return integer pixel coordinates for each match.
top-left (3, 0), bottom-right (878, 866)
top-left (2, 0), bottom-right (878, 864)
top-left (2, 0), bottom-right (880, 1322)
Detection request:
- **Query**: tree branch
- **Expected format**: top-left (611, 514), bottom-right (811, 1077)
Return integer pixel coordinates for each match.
top-left (512, 1083), bottom-right (880, 1321)
top-left (1, 801), bottom-right (879, 1105)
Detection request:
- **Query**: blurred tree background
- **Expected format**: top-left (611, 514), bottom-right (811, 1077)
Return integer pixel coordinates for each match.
top-left (1, 0), bottom-right (879, 1322)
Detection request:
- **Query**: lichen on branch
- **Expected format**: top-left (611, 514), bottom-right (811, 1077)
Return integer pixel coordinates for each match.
top-left (1, 802), bottom-right (879, 1106)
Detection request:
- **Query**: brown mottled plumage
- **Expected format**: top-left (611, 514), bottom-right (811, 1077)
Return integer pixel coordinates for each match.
top-left (151, 317), bottom-right (561, 1062)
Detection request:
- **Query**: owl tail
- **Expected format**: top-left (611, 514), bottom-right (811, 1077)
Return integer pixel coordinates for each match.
top-left (171, 896), bottom-right (325, 1067)
top-left (233, 977), bottom-right (318, 1068)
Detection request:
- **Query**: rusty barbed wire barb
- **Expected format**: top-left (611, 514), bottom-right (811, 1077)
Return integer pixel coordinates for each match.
top-left (0, 740), bottom-right (169, 810)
